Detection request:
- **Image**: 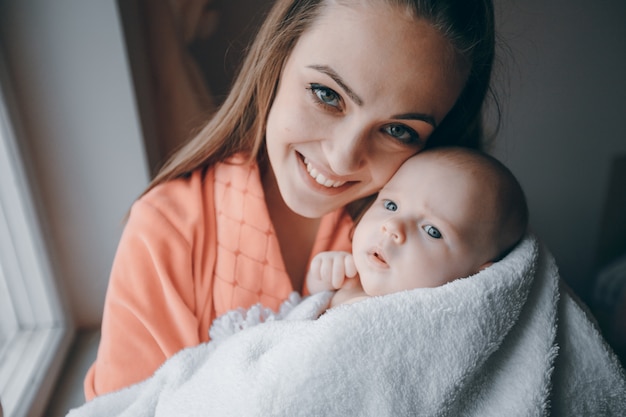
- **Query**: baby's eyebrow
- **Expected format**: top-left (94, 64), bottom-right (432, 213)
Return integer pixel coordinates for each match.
top-left (307, 64), bottom-right (363, 106)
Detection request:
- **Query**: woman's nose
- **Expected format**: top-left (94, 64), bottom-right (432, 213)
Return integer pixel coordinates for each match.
top-left (323, 125), bottom-right (369, 175)
top-left (382, 220), bottom-right (405, 244)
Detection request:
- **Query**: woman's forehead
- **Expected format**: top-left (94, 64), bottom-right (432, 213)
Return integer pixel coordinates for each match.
top-left (290, 3), bottom-right (466, 121)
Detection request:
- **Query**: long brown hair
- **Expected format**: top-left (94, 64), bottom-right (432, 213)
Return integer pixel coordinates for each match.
top-left (144, 0), bottom-right (497, 197)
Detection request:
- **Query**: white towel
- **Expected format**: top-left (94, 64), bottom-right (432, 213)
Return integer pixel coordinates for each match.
top-left (67, 234), bottom-right (626, 416)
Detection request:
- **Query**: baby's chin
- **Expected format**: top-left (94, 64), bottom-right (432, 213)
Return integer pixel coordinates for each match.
top-left (358, 275), bottom-right (394, 297)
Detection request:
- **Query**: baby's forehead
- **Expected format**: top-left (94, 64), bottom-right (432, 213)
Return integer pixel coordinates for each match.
top-left (392, 153), bottom-right (477, 182)
top-left (387, 153), bottom-right (501, 209)
top-left (407, 151), bottom-right (499, 182)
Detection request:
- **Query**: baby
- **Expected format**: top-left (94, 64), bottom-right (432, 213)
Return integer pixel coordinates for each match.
top-left (307, 147), bottom-right (529, 308)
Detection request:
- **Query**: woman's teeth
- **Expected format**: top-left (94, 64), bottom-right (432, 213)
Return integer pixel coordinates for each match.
top-left (304, 158), bottom-right (346, 188)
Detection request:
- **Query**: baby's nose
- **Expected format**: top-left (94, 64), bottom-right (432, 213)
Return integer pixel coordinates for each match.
top-left (382, 221), bottom-right (405, 244)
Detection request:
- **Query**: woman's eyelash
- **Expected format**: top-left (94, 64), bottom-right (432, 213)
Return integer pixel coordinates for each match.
top-left (307, 83), bottom-right (342, 110)
top-left (382, 124), bottom-right (421, 146)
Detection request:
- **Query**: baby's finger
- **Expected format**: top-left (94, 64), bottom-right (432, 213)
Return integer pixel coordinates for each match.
top-left (319, 257), bottom-right (332, 284)
top-left (331, 259), bottom-right (346, 289)
top-left (307, 257), bottom-right (322, 283)
top-left (344, 254), bottom-right (357, 278)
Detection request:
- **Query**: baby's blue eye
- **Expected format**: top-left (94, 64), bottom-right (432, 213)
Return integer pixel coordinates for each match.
top-left (383, 199), bottom-right (398, 211)
top-left (423, 225), bottom-right (442, 239)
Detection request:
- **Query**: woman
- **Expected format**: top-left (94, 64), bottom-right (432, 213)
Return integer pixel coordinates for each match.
top-left (85, 0), bottom-right (497, 399)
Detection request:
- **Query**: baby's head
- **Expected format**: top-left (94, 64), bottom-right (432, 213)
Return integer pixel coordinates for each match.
top-left (352, 147), bottom-right (528, 296)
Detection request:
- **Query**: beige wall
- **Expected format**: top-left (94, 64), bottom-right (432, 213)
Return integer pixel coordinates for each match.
top-left (490, 0), bottom-right (626, 299)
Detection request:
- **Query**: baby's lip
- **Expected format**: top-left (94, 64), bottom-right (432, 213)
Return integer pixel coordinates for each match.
top-left (367, 247), bottom-right (388, 267)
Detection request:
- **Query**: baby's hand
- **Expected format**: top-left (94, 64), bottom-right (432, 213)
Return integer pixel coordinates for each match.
top-left (306, 251), bottom-right (357, 294)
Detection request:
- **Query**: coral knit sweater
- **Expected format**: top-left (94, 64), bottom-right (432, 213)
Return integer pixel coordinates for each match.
top-left (84, 157), bottom-right (353, 400)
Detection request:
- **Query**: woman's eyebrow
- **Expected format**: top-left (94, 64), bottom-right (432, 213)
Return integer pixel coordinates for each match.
top-left (307, 64), bottom-right (363, 106)
top-left (393, 113), bottom-right (437, 128)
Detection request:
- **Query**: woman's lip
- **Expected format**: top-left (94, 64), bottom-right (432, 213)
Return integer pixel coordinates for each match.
top-left (304, 157), bottom-right (346, 188)
top-left (296, 152), bottom-right (353, 193)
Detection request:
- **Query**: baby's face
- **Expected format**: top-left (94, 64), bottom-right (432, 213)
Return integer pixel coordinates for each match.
top-left (352, 155), bottom-right (501, 296)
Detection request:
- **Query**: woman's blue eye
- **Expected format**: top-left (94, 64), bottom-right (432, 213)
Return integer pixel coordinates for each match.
top-left (383, 124), bottom-right (420, 145)
top-left (308, 83), bottom-right (341, 108)
top-left (423, 225), bottom-right (442, 239)
top-left (383, 199), bottom-right (398, 211)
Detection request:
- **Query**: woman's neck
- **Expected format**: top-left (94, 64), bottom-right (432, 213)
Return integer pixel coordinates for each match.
top-left (262, 167), bottom-right (320, 292)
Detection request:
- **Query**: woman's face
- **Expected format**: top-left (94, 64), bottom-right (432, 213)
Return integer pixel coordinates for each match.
top-left (265, 2), bottom-right (467, 218)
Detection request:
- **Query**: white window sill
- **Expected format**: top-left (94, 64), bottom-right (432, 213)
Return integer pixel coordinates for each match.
top-left (44, 329), bottom-right (100, 416)
top-left (0, 326), bottom-right (72, 417)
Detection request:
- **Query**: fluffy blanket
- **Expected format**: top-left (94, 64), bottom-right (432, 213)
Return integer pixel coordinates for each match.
top-left (68, 235), bottom-right (626, 416)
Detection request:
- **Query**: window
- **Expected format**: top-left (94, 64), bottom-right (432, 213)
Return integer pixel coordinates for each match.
top-left (0, 59), bottom-right (72, 417)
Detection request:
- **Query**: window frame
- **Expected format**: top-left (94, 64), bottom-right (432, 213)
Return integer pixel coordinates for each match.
top-left (0, 56), bottom-right (73, 417)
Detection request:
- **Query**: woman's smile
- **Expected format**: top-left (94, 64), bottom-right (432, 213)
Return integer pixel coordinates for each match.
top-left (295, 152), bottom-right (353, 195)
top-left (303, 156), bottom-right (346, 188)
